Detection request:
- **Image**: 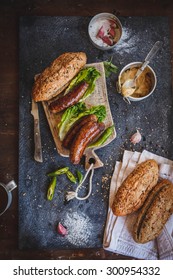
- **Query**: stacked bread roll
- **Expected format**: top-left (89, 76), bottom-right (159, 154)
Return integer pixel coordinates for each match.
top-left (112, 159), bottom-right (173, 243)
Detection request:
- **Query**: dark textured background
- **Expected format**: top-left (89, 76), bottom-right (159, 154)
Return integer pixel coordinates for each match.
top-left (19, 16), bottom-right (173, 250)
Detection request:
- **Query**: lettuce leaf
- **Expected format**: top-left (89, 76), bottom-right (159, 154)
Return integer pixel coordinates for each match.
top-left (58, 102), bottom-right (106, 140)
top-left (64, 67), bottom-right (101, 101)
top-left (58, 102), bottom-right (86, 141)
top-left (104, 58), bottom-right (118, 78)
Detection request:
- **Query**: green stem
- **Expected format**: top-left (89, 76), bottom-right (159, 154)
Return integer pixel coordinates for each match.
top-left (88, 125), bottom-right (114, 148)
top-left (47, 167), bottom-right (69, 177)
top-left (47, 177), bottom-right (57, 201)
top-left (66, 170), bottom-right (77, 183)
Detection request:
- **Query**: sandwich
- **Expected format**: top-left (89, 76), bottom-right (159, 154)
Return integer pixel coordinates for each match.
top-left (32, 52), bottom-right (101, 114)
top-left (32, 52), bottom-right (87, 102)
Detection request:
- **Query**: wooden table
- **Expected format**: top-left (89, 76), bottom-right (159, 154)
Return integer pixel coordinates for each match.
top-left (0, 0), bottom-right (173, 260)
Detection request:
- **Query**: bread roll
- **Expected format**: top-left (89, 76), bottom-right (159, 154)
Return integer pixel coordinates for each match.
top-left (32, 52), bottom-right (87, 102)
top-left (133, 179), bottom-right (173, 243)
top-left (112, 159), bottom-right (159, 216)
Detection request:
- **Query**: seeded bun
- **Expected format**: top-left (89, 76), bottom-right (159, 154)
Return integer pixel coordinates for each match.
top-left (112, 159), bottom-right (159, 216)
top-left (133, 179), bottom-right (173, 243)
top-left (32, 52), bottom-right (87, 102)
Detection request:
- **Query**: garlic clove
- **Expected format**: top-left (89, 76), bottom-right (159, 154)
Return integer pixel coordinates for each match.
top-left (57, 222), bottom-right (68, 236)
top-left (130, 130), bottom-right (142, 144)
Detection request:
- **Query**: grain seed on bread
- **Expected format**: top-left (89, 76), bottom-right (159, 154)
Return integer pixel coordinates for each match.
top-left (112, 159), bottom-right (159, 216)
top-left (133, 179), bottom-right (173, 243)
top-left (32, 52), bottom-right (87, 102)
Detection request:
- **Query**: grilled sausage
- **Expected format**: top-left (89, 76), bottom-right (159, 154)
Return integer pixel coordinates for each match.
top-left (49, 81), bottom-right (89, 113)
top-left (70, 121), bottom-right (105, 164)
top-left (62, 114), bottom-right (98, 149)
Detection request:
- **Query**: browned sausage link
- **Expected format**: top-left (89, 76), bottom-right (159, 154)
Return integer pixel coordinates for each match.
top-left (49, 81), bottom-right (89, 113)
top-left (70, 121), bottom-right (105, 165)
top-left (62, 114), bottom-right (98, 149)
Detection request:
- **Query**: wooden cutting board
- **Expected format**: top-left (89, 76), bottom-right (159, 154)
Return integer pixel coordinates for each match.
top-left (42, 62), bottom-right (116, 169)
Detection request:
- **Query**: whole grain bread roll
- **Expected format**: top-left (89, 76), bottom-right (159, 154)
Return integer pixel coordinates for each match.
top-left (32, 52), bottom-right (87, 102)
top-left (133, 179), bottom-right (173, 243)
top-left (112, 159), bottom-right (159, 216)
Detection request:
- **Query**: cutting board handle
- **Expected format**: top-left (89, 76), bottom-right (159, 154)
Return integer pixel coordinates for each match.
top-left (85, 148), bottom-right (104, 170)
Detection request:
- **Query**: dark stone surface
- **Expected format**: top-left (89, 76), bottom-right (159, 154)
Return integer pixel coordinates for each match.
top-left (19, 16), bottom-right (173, 249)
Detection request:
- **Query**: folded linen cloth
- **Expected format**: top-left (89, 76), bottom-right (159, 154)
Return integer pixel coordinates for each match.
top-left (103, 150), bottom-right (173, 260)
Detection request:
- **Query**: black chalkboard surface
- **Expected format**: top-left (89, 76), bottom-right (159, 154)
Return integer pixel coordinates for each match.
top-left (19, 16), bottom-right (173, 250)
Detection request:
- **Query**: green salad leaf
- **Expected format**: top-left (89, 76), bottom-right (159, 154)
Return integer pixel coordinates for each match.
top-left (58, 102), bottom-right (86, 141)
top-left (104, 58), bottom-right (118, 78)
top-left (65, 67), bottom-right (101, 101)
top-left (58, 102), bottom-right (106, 140)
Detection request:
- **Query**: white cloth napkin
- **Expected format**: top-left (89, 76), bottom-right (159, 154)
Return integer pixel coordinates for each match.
top-left (103, 150), bottom-right (173, 260)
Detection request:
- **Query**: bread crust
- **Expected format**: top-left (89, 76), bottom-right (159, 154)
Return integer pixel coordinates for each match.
top-left (112, 159), bottom-right (159, 216)
top-left (133, 179), bottom-right (173, 243)
top-left (32, 52), bottom-right (87, 102)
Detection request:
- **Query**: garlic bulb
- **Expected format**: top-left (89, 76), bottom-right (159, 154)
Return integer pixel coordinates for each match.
top-left (130, 130), bottom-right (142, 144)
